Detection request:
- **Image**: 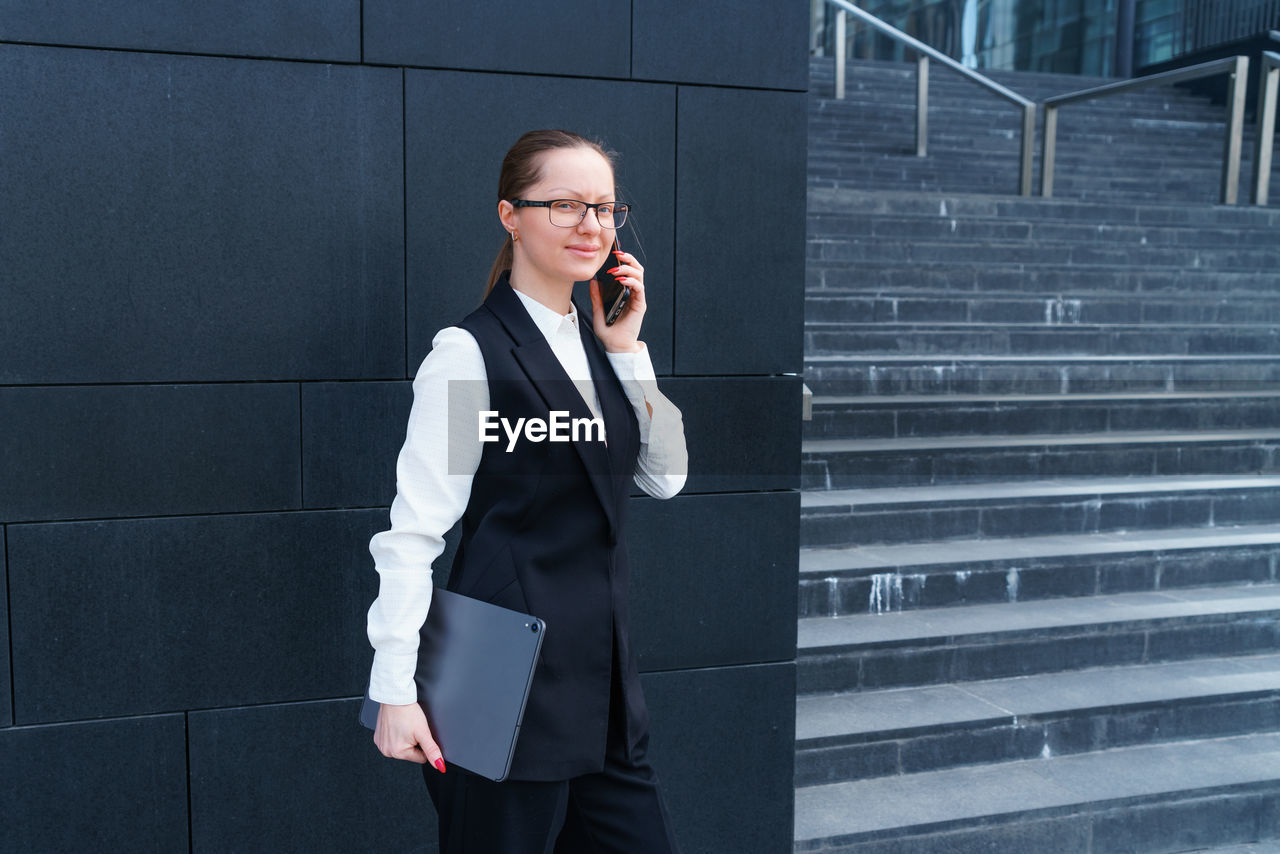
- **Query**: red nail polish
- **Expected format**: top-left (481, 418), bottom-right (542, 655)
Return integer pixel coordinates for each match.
top-left (607, 267), bottom-right (620, 275)
top-left (614, 250), bottom-right (625, 257)
top-left (434, 758), bottom-right (446, 773)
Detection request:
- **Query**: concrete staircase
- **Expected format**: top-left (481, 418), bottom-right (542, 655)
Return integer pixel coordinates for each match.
top-left (796, 57), bottom-right (1280, 854)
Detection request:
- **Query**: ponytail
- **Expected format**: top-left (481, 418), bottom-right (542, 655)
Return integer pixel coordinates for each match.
top-left (484, 234), bottom-right (514, 297)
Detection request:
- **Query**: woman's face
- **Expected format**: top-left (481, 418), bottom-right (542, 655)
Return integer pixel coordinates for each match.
top-left (504, 146), bottom-right (616, 290)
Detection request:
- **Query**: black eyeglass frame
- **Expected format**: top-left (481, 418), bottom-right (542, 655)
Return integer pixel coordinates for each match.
top-left (509, 199), bottom-right (631, 229)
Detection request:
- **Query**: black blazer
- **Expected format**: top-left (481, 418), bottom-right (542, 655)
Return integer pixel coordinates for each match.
top-left (448, 273), bottom-right (646, 782)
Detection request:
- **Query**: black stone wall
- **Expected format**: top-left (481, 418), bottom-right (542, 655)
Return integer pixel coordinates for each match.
top-left (0, 2), bottom-right (806, 851)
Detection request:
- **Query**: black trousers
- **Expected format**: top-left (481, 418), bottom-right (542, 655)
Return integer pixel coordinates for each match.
top-left (421, 643), bottom-right (680, 854)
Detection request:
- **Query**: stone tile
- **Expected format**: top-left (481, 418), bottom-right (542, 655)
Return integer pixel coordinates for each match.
top-left (675, 86), bottom-right (805, 375)
top-left (302, 381), bottom-right (413, 509)
top-left (0, 715), bottom-right (187, 852)
top-left (0, 527), bottom-right (8, 727)
top-left (663, 377), bottom-right (801, 493)
top-left (629, 492), bottom-right (797, 671)
top-left (950, 633), bottom-right (1148, 682)
top-left (632, 0), bottom-right (808, 90)
top-left (796, 685), bottom-right (1006, 741)
top-left (0, 384), bottom-right (300, 523)
top-left (794, 759), bottom-right (1077, 841)
top-left (0, 0), bottom-right (359, 60)
top-left (9, 510), bottom-right (385, 722)
top-left (798, 817), bottom-right (1092, 854)
top-left (1, 45), bottom-right (403, 384)
top-left (189, 699), bottom-right (430, 852)
top-left (642, 662), bottom-right (795, 854)
top-left (858, 648), bottom-right (953, 691)
top-left (1146, 620), bottom-right (1280, 662)
top-left (796, 740), bottom-right (900, 787)
top-left (1090, 790), bottom-right (1272, 852)
top-left (364, 0), bottom-right (628, 77)
top-left (898, 723), bottom-right (1028, 775)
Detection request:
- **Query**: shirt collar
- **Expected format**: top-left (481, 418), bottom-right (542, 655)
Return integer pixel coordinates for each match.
top-left (512, 287), bottom-right (580, 342)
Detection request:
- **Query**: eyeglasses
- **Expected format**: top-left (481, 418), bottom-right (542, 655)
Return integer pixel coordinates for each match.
top-left (510, 199), bottom-right (630, 229)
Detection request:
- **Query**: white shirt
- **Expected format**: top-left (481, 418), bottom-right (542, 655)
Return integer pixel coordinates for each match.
top-left (365, 290), bottom-right (688, 705)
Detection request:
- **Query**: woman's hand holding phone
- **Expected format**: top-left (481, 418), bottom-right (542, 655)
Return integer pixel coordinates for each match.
top-left (375, 701), bottom-right (446, 773)
top-left (590, 248), bottom-right (646, 354)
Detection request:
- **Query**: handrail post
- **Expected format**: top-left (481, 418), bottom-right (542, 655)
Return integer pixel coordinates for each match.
top-left (1019, 102), bottom-right (1035, 196)
top-left (916, 54), bottom-right (929, 157)
top-left (835, 10), bottom-right (846, 100)
top-left (1041, 105), bottom-right (1058, 197)
top-left (1042, 56), bottom-right (1252, 204)
top-left (1220, 55), bottom-right (1248, 205)
top-left (1252, 54), bottom-right (1278, 206)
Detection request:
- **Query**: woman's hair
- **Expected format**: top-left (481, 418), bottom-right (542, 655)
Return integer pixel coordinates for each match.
top-left (485, 129), bottom-right (617, 296)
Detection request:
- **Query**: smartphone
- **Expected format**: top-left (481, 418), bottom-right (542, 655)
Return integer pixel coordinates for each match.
top-left (594, 236), bottom-right (630, 326)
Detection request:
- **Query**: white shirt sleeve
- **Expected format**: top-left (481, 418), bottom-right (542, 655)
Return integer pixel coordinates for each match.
top-left (365, 326), bottom-right (487, 705)
top-left (605, 343), bottom-right (688, 500)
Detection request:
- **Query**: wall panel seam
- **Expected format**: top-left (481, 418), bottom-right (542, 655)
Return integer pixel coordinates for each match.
top-left (298, 383), bottom-right (305, 506)
top-left (672, 85), bottom-right (680, 373)
top-left (1, 490), bottom-right (795, 531)
top-left (4, 523), bottom-right (12, 728)
top-left (0, 39), bottom-right (807, 92)
top-left (2, 507), bottom-right (390, 528)
top-left (402, 66), bottom-right (410, 380)
top-left (0, 38), bottom-right (366, 68)
top-left (184, 711), bottom-right (194, 853)
top-left (0, 380), bottom-right (333, 390)
top-left (641, 660), bottom-right (797, 678)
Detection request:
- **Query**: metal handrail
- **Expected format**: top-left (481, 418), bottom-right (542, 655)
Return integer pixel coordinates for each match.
top-left (1040, 56), bottom-right (1251, 204)
top-left (1255, 51), bottom-right (1279, 205)
top-left (823, 0), bottom-right (1036, 196)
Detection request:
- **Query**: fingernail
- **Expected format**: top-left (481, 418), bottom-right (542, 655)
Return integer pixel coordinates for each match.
top-left (614, 250), bottom-right (625, 257)
top-left (434, 758), bottom-right (446, 774)
top-left (607, 267), bottom-right (620, 275)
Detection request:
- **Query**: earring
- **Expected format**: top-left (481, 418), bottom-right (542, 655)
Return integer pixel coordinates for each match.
top-left (511, 231), bottom-right (519, 242)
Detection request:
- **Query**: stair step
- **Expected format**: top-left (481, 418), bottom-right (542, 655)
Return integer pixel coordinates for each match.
top-left (801, 524), bottom-right (1280, 574)
top-left (802, 429), bottom-right (1280, 489)
top-left (809, 236), bottom-right (1278, 271)
top-left (796, 653), bottom-right (1280, 784)
top-left (803, 323), bottom-right (1280, 357)
top-left (803, 354), bottom-right (1280, 395)
top-left (808, 263), bottom-right (1280, 295)
top-left (806, 214), bottom-right (1280, 247)
top-left (797, 584), bottom-right (1280, 693)
top-left (797, 524), bottom-right (1280, 617)
top-left (793, 731), bottom-right (1280, 852)
top-left (806, 187), bottom-right (1280, 224)
top-left (804, 429), bottom-right (1280, 451)
top-left (800, 475), bottom-right (1280, 547)
top-left (805, 293), bottom-right (1280, 325)
top-left (804, 391), bottom-right (1280, 441)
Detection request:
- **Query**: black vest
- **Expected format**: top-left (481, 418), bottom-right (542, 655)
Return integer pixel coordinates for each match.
top-left (447, 273), bottom-right (646, 781)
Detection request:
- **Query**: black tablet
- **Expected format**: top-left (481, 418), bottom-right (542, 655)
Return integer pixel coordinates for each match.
top-left (360, 589), bottom-right (545, 782)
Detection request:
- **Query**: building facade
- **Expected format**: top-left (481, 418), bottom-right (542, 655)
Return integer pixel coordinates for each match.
top-left (815, 0), bottom-right (1280, 77)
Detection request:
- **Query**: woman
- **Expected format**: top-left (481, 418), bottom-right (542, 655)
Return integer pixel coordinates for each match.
top-left (365, 129), bottom-right (687, 853)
